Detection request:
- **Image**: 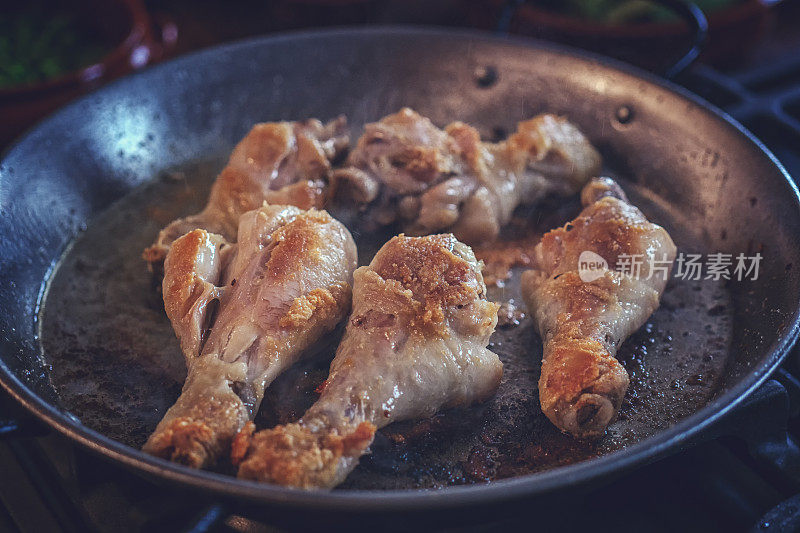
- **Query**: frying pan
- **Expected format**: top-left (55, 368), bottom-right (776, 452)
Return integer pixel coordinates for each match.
top-left (1, 27), bottom-right (800, 525)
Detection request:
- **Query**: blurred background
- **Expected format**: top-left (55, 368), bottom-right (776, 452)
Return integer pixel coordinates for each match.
top-left (3, 2), bottom-right (800, 532)
top-left (2, 0), bottom-right (799, 148)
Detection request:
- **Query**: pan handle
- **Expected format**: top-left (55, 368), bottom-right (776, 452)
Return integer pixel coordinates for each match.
top-left (495, 0), bottom-right (708, 79)
top-left (0, 389), bottom-right (49, 439)
top-left (649, 0), bottom-right (708, 79)
top-left (0, 415), bottom-right (49, 439)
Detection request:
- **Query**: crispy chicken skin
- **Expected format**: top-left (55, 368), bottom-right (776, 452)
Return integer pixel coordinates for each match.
top-left (521, 177), bottom-right (676, 439)
top-left (331, 108), bottom-right (600, 245)
top-left (233, 234), bottom-right (502, 488)
top-left (143, 205), bottom-right (357, 468)
top-left (143, 117), bottom-right (348, 267)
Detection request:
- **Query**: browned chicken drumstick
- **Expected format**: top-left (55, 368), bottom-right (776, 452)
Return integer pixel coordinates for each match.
top-left (143, 117), bottom-right (348, 267)
top-left (331, 108), bottom-right (600, 245)
top-left (143, 205), bottom-right (357, 468)
top-left (232, 234), bottom-right (502, 489)
top-left (521, 177), bottom-right (676, 439)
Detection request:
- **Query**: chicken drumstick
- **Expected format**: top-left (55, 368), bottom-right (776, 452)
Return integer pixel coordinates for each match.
top-left (143, 205), bottom-right (357, 468)
top-left (521, 177), bottom-right (676, 439)
top-left (331, 108), bottom-right (600, 245)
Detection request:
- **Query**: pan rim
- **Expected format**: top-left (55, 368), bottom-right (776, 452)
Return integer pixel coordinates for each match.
top-left (1, 25), bottom-right (799, 511)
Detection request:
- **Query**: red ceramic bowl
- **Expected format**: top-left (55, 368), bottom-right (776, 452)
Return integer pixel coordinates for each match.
top-left (0, 0), bottom-right (177, 147)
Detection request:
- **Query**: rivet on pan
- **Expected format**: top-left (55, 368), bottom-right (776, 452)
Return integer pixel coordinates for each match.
top-left (615, 105), bottom-right (634, 124)
top-left (474, 66), bottom-right (498, 88)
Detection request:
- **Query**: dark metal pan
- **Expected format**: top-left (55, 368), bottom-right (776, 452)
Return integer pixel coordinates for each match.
top-left (1, 27), bottom-right (799, 523)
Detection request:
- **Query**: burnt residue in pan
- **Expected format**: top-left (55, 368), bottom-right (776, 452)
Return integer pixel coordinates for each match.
top-left (38, 158), bottom-right (732, 490)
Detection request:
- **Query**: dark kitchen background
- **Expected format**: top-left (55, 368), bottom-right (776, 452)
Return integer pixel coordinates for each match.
top-left (2, 1), bottom-right (800, 531)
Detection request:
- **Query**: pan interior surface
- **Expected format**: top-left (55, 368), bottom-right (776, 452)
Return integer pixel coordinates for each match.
top-left (2, 28), bottom-right (799, 499)
top-left (38, 165), bottom-right (733, 489)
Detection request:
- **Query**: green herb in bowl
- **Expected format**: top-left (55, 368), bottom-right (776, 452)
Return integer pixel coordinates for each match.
top-left (0, 7), bottom-right (109, 89)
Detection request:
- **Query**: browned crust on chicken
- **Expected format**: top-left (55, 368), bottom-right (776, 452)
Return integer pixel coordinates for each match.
top-left (162, 230), bottom-right (223, 319)
top-left (261, 180), bottom-right (326, 211)
top-left (536, 198), bottom-right (656, 277)
top-left (260, 210), bottom-right (330, 281)
top-left (213, 167), bottom-right (272, 222)
top-left (143, 393), bottom-right (249, 468)
top-left (235, 421), bottom-right (376, 488)
top-left (279, 283), bottom-right (352, 329)
top-left (142, 244), bottom-right (167, 265)
top-left (506, 117), bottom-right (550, 158)
top-left (144, 418), bottom-right (214, 467)
top-left (369, 234), bottom-right (486, 336)
top-left (230, 421), bottom-right (256, 467)
top-left (160, 229), bottom-right (227, 359)
top-left (235, 123), bottom-right (294, 172)
top-left (445, 122), bottom-right (485, 170)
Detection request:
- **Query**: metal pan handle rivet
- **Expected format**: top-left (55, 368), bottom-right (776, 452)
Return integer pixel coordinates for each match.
top-left (474, 66), bottom-right (499, 88)
top-left (616, 106), bottom-right (634, 125)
